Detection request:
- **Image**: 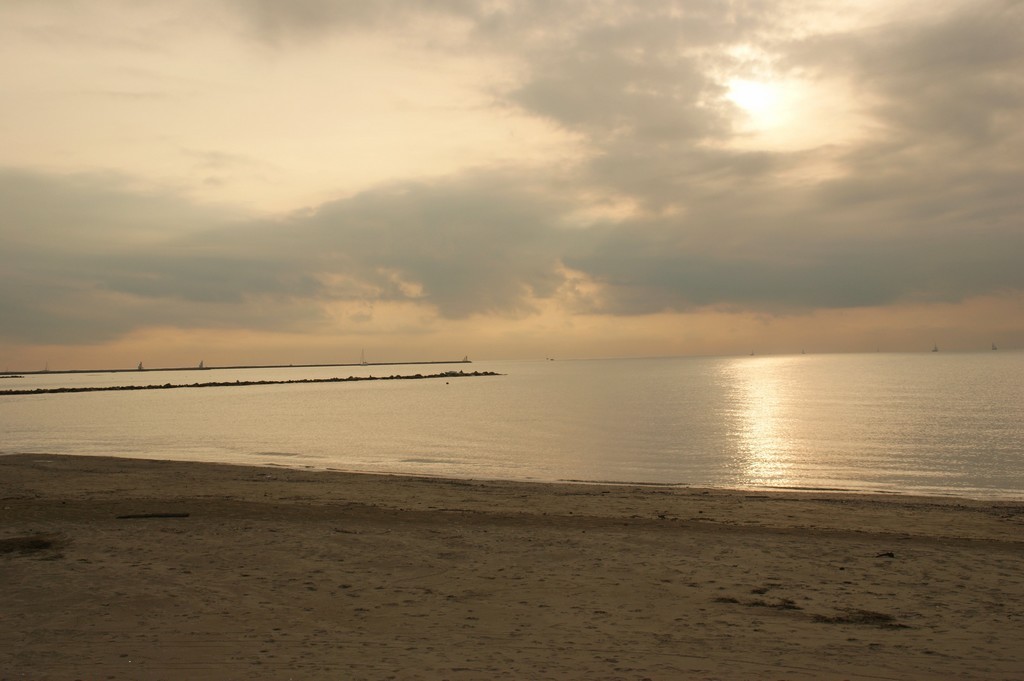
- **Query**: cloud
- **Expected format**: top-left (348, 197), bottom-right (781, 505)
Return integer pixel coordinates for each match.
top-left (514, 0), bottom-right (1024, 312)
top-left (0, 170), bottom-right (323, 343)
top-left (802, 1), bottom-right (1024, 147)
top-left (4, 148), bottom-right (1023, 349)
top-left (2, 1), bottom-right (1023, 352)
top-left (221, 0), bottom-right (487, 44)
top-left (0, 169), bottom-right (572, 343)
top-left (565, 215), bottom-right (1024, 315)
top-left (288, 174), bottom-right (571, 317)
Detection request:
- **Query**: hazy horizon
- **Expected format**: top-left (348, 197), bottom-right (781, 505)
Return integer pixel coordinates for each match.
top-left (5, 346), bottom-right (1019, 376)
top-left (3, 1), bottom-right (1023, 370)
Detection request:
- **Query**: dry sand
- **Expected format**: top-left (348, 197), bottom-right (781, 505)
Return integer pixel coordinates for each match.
top-left (2, 454), bottom-right (1023, 680)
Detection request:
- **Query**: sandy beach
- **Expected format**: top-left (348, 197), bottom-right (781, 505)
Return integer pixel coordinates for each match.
top-left (2, 454), bottom-right (1022, 680)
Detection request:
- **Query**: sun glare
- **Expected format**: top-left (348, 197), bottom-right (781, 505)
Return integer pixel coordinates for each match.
top-left (727, 78), bottom-right (782, 127)
top-left (722, 75), bottom-right (854, 152)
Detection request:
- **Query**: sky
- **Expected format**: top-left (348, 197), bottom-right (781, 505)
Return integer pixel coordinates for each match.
top-left (2, 0), bottom-right (1022, 370)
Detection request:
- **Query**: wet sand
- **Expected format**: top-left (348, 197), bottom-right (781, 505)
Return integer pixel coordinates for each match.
top-left (2, 454), bottom-right (1023, 680)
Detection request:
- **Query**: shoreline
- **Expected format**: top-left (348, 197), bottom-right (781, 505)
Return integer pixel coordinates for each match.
top-left (12, 451), bottom-right (1020, 503)
top-left (7, 451), bottom-right (1013, 501)
top-left (3, 454), bottom-right (1023, 679)
top-left (5, 449), bottom-right (1024, 507)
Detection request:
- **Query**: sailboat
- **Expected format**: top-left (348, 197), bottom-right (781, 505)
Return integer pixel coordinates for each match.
top-left (360, 350), bottom-right (368, 366)
top-left (931, 344), bottom-right (939, 353)
top-left (198, 360), bottom-right (205, 369)
top-left (992, 342), bottom-right (998, 351)
top-left (137, 361), bottom-right (144, 370)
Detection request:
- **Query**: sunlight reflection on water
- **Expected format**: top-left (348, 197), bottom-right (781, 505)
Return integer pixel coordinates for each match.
top-left (726, 357), bottom-right (800, 488)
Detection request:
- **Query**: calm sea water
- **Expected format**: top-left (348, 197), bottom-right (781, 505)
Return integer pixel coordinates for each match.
top-left (2, 353), bottom-right (1023, 499)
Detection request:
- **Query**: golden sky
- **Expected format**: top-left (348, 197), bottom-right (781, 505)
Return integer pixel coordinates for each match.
top-left (2, 0), bottom-right (1022, 370)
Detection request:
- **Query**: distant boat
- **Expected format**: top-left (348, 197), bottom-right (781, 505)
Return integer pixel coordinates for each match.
top-left (463, 355), bottom-right (470, 362)
top-left (198, 360), bottom-right (205, 369)
top-left (992, 342), bottom-right (998, 351)
top-left (137, 362), bottom-right (144, 370)
top-left (931, 344), bottom-right (938, 353)
top-left (360, 350), bottom-right (368, 366)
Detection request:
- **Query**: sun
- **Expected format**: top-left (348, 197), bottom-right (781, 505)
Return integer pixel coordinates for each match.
top-left (723, 73), bottom-right (872, 154)
top-left (726, 78), bottom-right (783, 128)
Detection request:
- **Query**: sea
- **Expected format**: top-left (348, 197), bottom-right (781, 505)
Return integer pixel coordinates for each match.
top-left (2, 352), bottom-right (1023, 500)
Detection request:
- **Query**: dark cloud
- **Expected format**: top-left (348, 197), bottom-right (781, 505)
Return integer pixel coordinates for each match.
top-left (785, 1), bottom-right (1024, 148)
top-left (565, 213), bottom-right (1024, 315)
top-left (0, 170), bottom-right (571, 343)
top-left (290, 176), bottom-right (570, 317)
top-left (0, 170), bottom-right (325, 343)
top-left (511, 25), bottom-right (727, 142)
top-left (872, 3), bottom-right (1022, 146)
top-left (222, 0), bottom-right (485, 43)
